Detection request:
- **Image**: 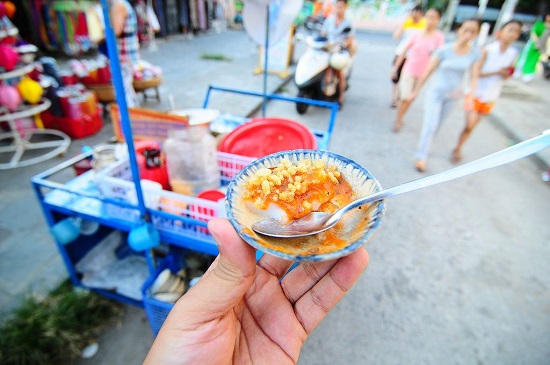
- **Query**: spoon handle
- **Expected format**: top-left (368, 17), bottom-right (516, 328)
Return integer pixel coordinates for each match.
top-left (333, 130), bottom-right (550, 220)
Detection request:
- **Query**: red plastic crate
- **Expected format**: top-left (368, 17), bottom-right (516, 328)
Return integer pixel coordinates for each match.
top-left (41, 109), bottom-right (103, 139)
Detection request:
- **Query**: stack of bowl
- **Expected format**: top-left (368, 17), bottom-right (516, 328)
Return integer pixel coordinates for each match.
top-left (150, 268), bottom-right (187, 303)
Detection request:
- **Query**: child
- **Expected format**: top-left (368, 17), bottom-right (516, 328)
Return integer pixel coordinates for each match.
top-left (452, 20), bottom-right (522, 163)
top-left (407, 19), bottom-right (482, 172)
top-left (390, 5), bottom-right (425, 108)
top-left (392, 8), bottom-right (444, 132)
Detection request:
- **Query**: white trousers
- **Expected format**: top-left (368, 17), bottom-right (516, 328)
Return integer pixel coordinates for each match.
top-left (416, 91), bottom-right (456, 161)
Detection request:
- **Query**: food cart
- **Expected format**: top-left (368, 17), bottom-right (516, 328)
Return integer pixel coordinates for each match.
top-left (31, 1), bottom-right (339, 336)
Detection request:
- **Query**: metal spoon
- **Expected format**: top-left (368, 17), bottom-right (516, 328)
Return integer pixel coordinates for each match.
top-left (252, 130), bottom-right (550, 238)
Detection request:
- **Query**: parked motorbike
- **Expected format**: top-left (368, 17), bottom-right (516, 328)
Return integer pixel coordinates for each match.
top-left (294, 27), bottom-right (355, 114)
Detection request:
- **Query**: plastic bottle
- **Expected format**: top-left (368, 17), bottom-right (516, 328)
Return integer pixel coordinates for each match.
top-left (163, 126), bottom-right (220, 196)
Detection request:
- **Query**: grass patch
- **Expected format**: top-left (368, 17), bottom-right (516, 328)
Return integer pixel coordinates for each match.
top-left (200, 53), bottom-right (233, 62)
top-left (0, 281), bottom-right (123, 365)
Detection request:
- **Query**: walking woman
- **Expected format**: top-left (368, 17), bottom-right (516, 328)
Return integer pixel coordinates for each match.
top-left (407, 19), bottom-right (481, 172)
top-left (392, 8), bottom-right (444, 132)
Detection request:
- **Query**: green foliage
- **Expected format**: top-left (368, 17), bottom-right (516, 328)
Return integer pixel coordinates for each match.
top-left (0, 282), bottom-right (123, 365)
top-left (427, 0), bottom-right (450, 11)
top-left (200, 53), bottom-right (233, 62)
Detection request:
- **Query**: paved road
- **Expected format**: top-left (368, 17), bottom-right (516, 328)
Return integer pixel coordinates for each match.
top-left (259, 32), bottom-right (550, 365)
top-left (3, 29), bottom-right (547, 364)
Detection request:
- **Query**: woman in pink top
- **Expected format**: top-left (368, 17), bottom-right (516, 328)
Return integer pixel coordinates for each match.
top-left (392, 8), bottom-right (444, 132)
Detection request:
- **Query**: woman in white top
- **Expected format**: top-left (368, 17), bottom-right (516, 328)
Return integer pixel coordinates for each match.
top-left (321, 0), bottom-right (355, 107)
top-left (452, 20), bottom-right (522, 163)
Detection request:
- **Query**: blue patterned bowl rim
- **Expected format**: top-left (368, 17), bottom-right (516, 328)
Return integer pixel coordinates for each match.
top-left (226, 149), bottom-right (386, 261)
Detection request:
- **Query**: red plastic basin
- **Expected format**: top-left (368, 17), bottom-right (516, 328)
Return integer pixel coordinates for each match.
top-left (217, 118), bottom-right (317, 157)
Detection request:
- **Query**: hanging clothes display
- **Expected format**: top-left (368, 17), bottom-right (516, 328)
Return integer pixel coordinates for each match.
top-left (27, 0), bottom-right (102, 56)
top-left (164, 0), bottom-right (179, 35)
top-left (133, 0), bottom-right (151, 44)
top-left (196, 0), bottom-right (207, 31)
top-left (220, 0), bottom-right (235, 25)
top-left (147, 3), bottom-right (160, 33)
top-left (178, 0), bottom-right (190, 31)
top-left (188, 0), bottom-right (198, 31)
top-left (153, 0), bottom-right (166, 36)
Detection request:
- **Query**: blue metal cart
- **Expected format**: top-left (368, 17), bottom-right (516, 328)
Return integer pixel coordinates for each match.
top-left (31, 0), bottom-right (338, 335)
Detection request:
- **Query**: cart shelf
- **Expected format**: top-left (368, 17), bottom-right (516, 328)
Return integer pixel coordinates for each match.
top-left (32, 154), bottom-right (227, 257)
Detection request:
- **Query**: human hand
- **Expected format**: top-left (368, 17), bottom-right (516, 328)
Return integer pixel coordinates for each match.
top-left (498, 67), bottom-right (513, 78)
top-left (143, 218), bottom-right (369, 365)
top-left (391, 68), bottom-right (398, 82)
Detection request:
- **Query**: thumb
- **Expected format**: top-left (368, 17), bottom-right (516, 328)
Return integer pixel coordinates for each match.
top-left (172, 218), bottom-right (256, 322)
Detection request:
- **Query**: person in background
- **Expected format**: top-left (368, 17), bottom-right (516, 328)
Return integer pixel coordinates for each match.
top-left (516, 13), bottom-right (550, 83)
top-left (143, 218), bottom-right (369, 364)
top-left (110, 0), bottom-right (140, 107)
top-left (321, 0), bottom-right (335, 18)
top-left (452, 20), bottom-right (522, 163)
top-left (321, 0), bottom-right (355, 108)
top-left (407, 19), bottom-right (481, 172)
top-left (391, 5), bottom-right (425, 108)
top-left (536, 14), bottom-right (550, 79)
top-left (392, 8), bottom-right (444, 132)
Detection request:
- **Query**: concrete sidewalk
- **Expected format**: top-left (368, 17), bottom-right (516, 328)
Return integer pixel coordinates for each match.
top-left (1, 28), bottom-right (549, 364)
top-left (490, 76), bottom-right (550, 171)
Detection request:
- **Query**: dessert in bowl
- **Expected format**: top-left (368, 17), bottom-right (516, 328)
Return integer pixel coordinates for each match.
top-left (226, 150), bottom-right (386, 261)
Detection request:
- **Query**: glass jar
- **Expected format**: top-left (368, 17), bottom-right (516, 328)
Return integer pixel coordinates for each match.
top-left (163, 126), bottom-right (220, 196)
top-left (91, 144), bottom-right (116, 171)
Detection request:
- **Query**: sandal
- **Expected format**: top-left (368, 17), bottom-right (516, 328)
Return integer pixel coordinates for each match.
top-left (415, 160), bottom-right (426, 172)
top-left (451, 149), bottom-right (462, 164)
top-left (392, 122), bottom-right (403, 133)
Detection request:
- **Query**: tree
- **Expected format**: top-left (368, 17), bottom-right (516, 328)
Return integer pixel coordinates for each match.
top-left (435, 0), bottom-right (549, 15)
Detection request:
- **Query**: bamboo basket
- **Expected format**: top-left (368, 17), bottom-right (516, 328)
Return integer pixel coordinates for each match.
top-left (86, 84), bottom-right (116, 103)
top-left (133, 76), bottom-right (162, 92)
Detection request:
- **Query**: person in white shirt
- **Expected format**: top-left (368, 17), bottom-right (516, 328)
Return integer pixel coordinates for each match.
top-left (321, 0), bottom-right (355, 108)
top-left (452, 20), bottom-right (522, 163)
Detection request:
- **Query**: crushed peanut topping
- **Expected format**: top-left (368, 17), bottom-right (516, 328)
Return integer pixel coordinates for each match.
top-left (242, 158), bottom-right (350, 220)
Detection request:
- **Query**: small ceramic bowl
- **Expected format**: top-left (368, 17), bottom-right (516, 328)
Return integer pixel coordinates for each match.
top-left (226, 150), bottom-right (386, 261)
